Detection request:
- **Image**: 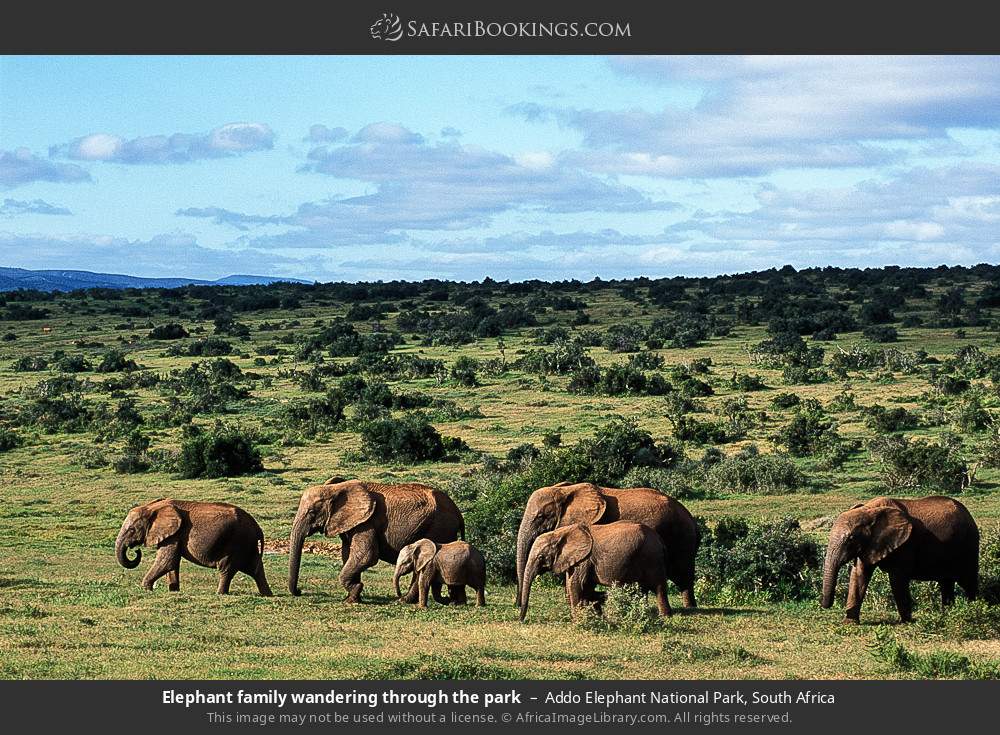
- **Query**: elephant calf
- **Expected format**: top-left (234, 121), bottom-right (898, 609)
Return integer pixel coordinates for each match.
top-left (520, 521), bottom-right (671, 622)
top-left (821, 496), bottom-right (979, 623)
top-left (393, 539), bottom-right (487, 608)
top-left (116, 498), bottom-right (272, 596)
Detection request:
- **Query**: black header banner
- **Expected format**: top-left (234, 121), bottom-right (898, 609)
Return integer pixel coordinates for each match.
top-left (1, 0), bottom-right (999, 54)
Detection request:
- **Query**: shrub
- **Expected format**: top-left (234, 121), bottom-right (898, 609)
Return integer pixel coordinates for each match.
top-left (704, 446), bottom-right (805, 495)
top-left (729, 372), bottom-right (768, 392)
top-left (0, 426), bottom-right (23, 452)
top-left (770, 392), bottom-right (801, 409)
top-left (360, 413), bottom-right (447, 463)
top-left (20, 395), bottom-right (92, 433)
top-left (96, 349), bottom-right (138, 373)
top-left (283, 389), bottom-right (347, 437)
top-left (867, 435), bottom-right (969, 493)
top-left (577, 583), bottom-right (663, 635)
top-left (149, 323), bottom-right (189, 340)
top-left (696, 516), bottom-right (821, 603)
top-left (167, 337), bottom-right (233, 357)
top-left (177, 424), bottom-right (263, 478)
top-left (948, 394), bottom-right (990, 433)
top-left (979, 524), bottom-right (1000, 604)
top-left (450, 356), bottom-right (479, 387)
top-left (111, 431), bottom-right (152, 474)
top-left (775, 400), bottom-right (841, 457)
top-left (862, 325), bottom-right (898, 343)
top-left (861, 404), bottom-right (919, 433)
top-left (12, 356), bottom-right (48, 372)
top-left (516, 341), bottom-right (595, 375)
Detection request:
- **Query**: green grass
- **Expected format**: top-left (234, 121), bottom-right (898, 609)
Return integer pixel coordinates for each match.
top-left (2, 282), bottom-right (1000, 679)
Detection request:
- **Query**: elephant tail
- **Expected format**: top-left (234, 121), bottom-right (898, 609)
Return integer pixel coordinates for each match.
top-left (257, 527), bottom-right (265, 557)
top-left (459, 515), bottom-right (466, 541)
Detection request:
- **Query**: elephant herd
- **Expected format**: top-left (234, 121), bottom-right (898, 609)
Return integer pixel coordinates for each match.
top-left (115, 478), bottom-right (982, 625)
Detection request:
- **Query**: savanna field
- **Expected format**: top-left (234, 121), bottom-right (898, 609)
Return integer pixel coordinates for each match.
top-left (3, 265), bottom-right (1000, 680)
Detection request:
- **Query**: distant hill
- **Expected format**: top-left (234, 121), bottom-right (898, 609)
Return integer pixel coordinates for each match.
top-left (0, 267), bottom-right (310, 292)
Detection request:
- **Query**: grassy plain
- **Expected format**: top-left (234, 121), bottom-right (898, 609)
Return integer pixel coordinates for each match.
top-left (2, 277), bottom-right (1000, 679)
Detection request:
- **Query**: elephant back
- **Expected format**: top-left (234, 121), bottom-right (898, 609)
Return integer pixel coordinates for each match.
top-left (369, 483), bottom-right (463, 551)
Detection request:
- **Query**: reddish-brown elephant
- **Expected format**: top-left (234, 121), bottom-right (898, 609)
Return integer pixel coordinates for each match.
top-left (288, 479), bottom-right (464, 602)
top-left (821, 496), bottom-right (979, 623)
top-left (519, 521), bottom-right (672, 622)
top-left (515, 482), bottom-right (699, 608)
top-left (115, 498), bottom-right (272, 595)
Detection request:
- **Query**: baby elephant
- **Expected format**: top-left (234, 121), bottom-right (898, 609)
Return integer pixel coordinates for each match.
top-left (115, 498), bottom-right (272, 596)
top-left (520, 521), bottom-right (671, 621)
top-left (393, 539), bottom-right (487, 608)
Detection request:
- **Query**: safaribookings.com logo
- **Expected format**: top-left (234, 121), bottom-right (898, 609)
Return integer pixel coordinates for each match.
top-left (370, 13), bottom-right (631, 42)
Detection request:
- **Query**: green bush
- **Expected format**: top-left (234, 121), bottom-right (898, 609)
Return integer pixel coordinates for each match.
top-left (775, 400), bottom-right (842, 457)
top-left (867, 435), bottom-right (968, 493)
top-left (450, 356), bottom-right (479, 387)
top-left (96, 349), bottom-right (138, 373)
top-left (980, 524), bottom-right (1000, 604)
top-left (149, 323), bottom-right (189, 340)
top-left (283, 389), bottom-right (347, 437)
top-left (861, 404), bottom-right (920, 433)
top-left (771, 392), bottom-right (801, 409)
top-left (0, 426), bottom-right (23, 452)
top-left (704, 446), bottom-right (805, 495)
top-left (577, 583), bottom-right (663, 635)
top-left (177, 424), bottom-right (263, 478)
top-left (360, 413), bottom-right (447, 462)
top-left (696, 516), bottom-right (821, 603)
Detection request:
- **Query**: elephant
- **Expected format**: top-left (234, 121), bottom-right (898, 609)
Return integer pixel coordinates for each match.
top-left (520, 521), bottom-right (672, 622)
top-left (393, 539), bottom-right (487, 608)
top-left (821, 496), bottom-right (979, 623)
top-left (115, 498), bottom-right (272, 595)
top-left (515, 482), bottom-right (698, 608)
top-left (288, 479), bottom-right (465, 602)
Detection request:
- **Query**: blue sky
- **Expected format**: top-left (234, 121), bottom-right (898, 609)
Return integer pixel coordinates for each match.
top-left (2, 55), bottom-right (1000, 281)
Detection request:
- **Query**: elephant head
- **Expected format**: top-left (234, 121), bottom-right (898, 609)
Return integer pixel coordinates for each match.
top-left (519, 524), bottom-right (593, 621)
top-left (115, 500), bottom-right (182, 569)
top-left (515, 482), bottom-right (606, 605)
top-left (393, 538), bottom-right (436, 598)
top-left (288, 482), bottom-right (375, 595)
top-left (821, 502), bottom-right (912, 608)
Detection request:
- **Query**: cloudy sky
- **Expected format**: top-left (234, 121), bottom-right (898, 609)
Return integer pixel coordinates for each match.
top-left (2, 55), bottom-right (999, 282)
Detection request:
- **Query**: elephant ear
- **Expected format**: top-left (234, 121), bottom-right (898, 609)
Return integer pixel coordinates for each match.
top-left (864, 507), bottom-right (912, 565)
top-left (324, 485), bottom-right (376, 537)
top-left (557, 484), bottom-right (607, 526)
top-left (412, 539), bottom-right (438, 573)
top-left (146, 505), bottom-right (182, 546)
top-left (552, 525), bottom-right (593, 574)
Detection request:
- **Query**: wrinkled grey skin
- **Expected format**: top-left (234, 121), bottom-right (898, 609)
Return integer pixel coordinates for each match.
top-left (821, 496), bottom-right (979, 623)
top-left (393, 539), bottom-right (487, 608)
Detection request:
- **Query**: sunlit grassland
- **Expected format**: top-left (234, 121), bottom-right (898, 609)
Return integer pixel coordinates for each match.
top-left (2, 287), bottom-right (1000, 679)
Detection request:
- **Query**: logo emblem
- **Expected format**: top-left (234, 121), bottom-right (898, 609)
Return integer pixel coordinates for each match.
top-left (370, 12), bottom-right (403, 41)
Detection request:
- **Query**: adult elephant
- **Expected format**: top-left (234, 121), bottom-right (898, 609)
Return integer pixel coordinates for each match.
top-left (821, 496), bottom-right (979, 623)
top-left (288, 478), bottom-right (464, 602)
top-left (515, 482), bottom-right (699, 608)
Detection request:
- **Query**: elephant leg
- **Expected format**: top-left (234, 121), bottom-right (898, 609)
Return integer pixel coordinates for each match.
top-left (888, 572), bottom-right (913, 623)
top-left (475, 585), bottom-right (486, 607)
top-left (167, 568), bottom-right (180, 592)
top-left (940, 579), bottom-right (956, 607)
top-left (142, 545), bottom-right (180, 591)
top-left (655, 582), bottom-right (673, 617)
top-left (448, 585), bottom-right (468, 605)
top-left (252, 558), bottom-right (273, 597)
top-left (844, 560), bottom-right (872, 623)
top-left (339, 528), bottom-right (378, 603)
top-left (959, 570), bottom-right (978, 601)
top-left (431, 581), bottom-right (449, 605)
top-left (217, 562), bottom-right (237, 595)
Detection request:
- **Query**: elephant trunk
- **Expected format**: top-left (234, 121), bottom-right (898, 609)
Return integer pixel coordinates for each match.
top-left (821, 537), bottom-right (847, 609)
top-left (515, 515), bottom-right (539, 607)
top-left (392, 566), bottom-right (407, 599)
top-left (115, 527), bottom-right (141, 569)
top-left (288, 513), bottom-right (309, 596)
top-left (519, 555), bottom-right (541, 622)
